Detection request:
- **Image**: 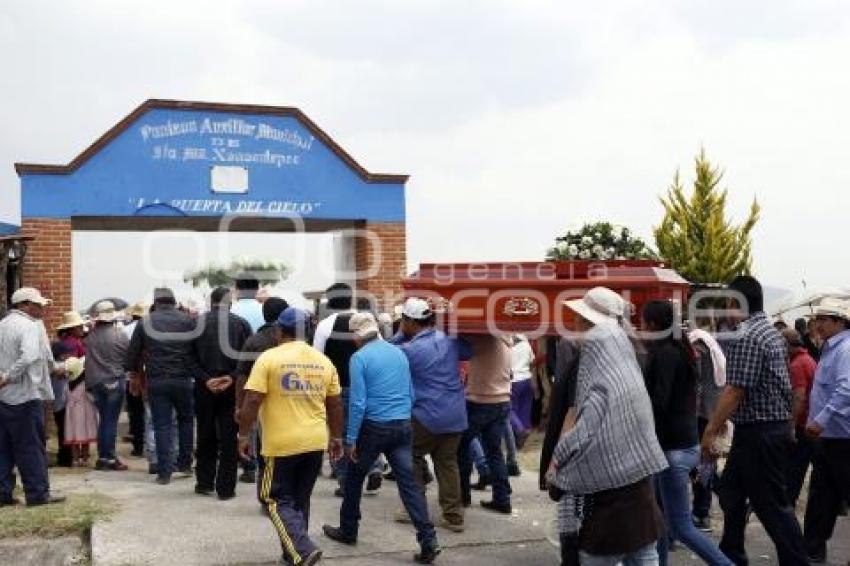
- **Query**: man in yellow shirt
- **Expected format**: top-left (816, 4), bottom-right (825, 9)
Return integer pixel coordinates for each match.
top-left (239, 307), bottom-right (343, 566)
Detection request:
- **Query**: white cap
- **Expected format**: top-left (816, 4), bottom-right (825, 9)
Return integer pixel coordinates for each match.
top-left (349, 312), bottom-right (380, 338)
top-left (402, 298), bottom-right (432, 321)
top-left (11, 287), bottom-right (52, 306)
top-left (564, 287), bottom-right (625, 326)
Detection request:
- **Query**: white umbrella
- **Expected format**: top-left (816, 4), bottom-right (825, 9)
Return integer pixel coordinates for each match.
top-left (771, 287), bottom-right (850, 317)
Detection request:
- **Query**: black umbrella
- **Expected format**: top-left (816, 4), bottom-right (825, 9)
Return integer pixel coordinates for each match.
top-left (87, 297), bottom-right (129, 315)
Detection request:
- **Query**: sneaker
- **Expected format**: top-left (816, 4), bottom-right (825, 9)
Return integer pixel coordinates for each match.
top-left (322, 524), bottom-right (357, 545)
top-left (693, 515), bottom-right (712, 532)
top-left (438, 517), bottom-right (464, 533)
top-left (414, 543), bottom-right (442, 564)
top-left (480, 500), bottom-right (512, 514)
top-left (366, 472), bottom-right (383, 493)
top-left (195, 485), bottom-right (214, 496)
top-left (394, 508), bottom-right (412, 524)
top-left (506, 462), bottom-right (522, 477)
top-left (217, 493), bottom-right (236, 501)
top-left (239, 469), bottom-right (256, 484)
top-left (94, 459), bottom-right (111, 471)
top-left (110, 460), bottom-right (129, 471)
top-left (472, 474), bottom-right (491, 491)
top-left (156, 477), bottom-right (171, 485)
top-left (302, 549), bottom-right (323, 566)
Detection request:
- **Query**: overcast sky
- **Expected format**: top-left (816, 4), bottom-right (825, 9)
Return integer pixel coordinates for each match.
top-left (2, 0), bottom-right (850, 307)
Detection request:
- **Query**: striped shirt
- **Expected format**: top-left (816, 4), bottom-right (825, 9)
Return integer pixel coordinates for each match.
top-left (0, 310), bottom-right (51, 405)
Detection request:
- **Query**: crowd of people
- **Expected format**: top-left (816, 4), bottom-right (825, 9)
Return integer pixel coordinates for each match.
top-left (0, 273), bottom-right (848, 566)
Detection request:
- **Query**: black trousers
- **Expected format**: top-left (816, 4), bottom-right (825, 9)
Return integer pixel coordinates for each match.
top-left (718, 421), bottom-right (808, 566)
top-left (261, 451), bottom-right (323, 563)
top-left (125, 383), bottom-right (145, 453)
top-left (0, 400), bottom-right (49, 504)
top-left (785, 426), bottom-right (814, 507)
top-left (194, 385), bottom-right (238, 497)
top-left (53, 409), bottom-right (73, 467)
top-left (803, 438), bottom-right (850, 557)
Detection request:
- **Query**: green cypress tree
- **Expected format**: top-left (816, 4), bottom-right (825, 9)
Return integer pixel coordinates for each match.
top-left (654, 149), bottom-right (760, 284)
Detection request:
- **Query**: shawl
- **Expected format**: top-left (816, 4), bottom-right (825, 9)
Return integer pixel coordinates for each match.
top-left (552, 322), bottom-right (667, 495)
top-left (688, 328), bottom-right (726, 387)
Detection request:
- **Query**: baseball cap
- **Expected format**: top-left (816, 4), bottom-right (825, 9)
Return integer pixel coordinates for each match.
top-left (349, 312), bottom-right (380, 338)
top-left (276, 307), bottom-right (310, 330)
top-left (402, 298), bottom-right (432, 321)
top-left (11, 287), bottom-right (52, 306)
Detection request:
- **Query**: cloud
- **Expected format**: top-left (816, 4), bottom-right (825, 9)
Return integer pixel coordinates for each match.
top-left (3, 0), bottom-right (850, 295)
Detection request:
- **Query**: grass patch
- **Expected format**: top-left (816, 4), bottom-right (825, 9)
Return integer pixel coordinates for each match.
top-left (0, 492), bottom-right (115, 539)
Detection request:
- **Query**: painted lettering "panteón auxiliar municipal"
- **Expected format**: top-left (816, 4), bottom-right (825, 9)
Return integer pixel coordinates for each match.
top-left (139, 118), bottom-right (315, 151)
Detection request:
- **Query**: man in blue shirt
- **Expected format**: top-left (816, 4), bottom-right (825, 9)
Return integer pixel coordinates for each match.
top-left (322, 312), bottom-right (440, 564)
top-left (391, 298), bottom-right (471, 532)
top-left (231, 273), bottom-right (265, 333)
top-left (803, 299), bottom-right (850, 563)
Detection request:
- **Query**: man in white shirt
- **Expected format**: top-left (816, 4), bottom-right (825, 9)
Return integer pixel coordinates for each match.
top-left (0, 288), bottom-right (65, 506)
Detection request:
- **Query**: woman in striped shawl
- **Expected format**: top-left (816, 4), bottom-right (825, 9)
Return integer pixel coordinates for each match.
top-left (548, 287), bottom-right (668, 566)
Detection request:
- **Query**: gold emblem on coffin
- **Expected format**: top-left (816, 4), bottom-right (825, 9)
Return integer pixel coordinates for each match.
top-left (503, 297), bottom-right (540, 317)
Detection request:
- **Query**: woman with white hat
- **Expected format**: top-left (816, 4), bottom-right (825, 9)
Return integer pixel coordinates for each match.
top-left (548, 287), bottom-right (668, 566)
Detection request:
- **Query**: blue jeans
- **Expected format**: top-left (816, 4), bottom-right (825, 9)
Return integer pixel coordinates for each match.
top-left (90, 378), bottom-right (125, 462)
top-left (458, 401), bottom-right (512, 506)
top-left (655, 446), bottom-right (734, 566)
top-left (335, 387), bottom-right (384, 490)
top-left (148, 379), bottom-right (194, 479)
top-left (340, 419), bottom-right (436, 548)
top-left (580, 542), bottom-right (659, 565)
top-left (470, 437), bottom-right (490, 476)
top-left (144, 401), bottom-right (178, 466)
top-left (503, 418), bottom-right (518, 467)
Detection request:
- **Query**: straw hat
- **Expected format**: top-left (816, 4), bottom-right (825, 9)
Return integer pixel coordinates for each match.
top-left (56, 311), bottom-right (86, 331)
top-left (564, 287), bottom-right (626, 326)
top-left (125, 302), bottom-right (148, 319)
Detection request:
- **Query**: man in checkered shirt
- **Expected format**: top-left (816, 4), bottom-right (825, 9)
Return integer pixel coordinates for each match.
top-left (701, 276), bottom-right (808, 566)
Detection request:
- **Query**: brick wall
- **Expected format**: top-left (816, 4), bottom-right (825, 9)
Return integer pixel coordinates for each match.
top-left (355, 221), bottom-right (407, 312)
top-left (20, 218), bottom-right (72, 331)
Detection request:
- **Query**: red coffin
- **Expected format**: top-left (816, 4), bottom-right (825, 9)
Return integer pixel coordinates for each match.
top-left (401, 260), bottom-right (690, 336)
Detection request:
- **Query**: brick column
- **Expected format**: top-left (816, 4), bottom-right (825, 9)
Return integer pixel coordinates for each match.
top-left (355, 221), bottom-right (407, 312)
top-left (20, 218), bottom-right (73, 331)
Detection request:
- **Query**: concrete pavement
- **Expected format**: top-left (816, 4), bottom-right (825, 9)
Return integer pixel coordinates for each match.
top-left (42, 446), bottom-right (850, 565)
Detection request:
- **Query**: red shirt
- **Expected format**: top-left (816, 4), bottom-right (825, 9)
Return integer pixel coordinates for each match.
top-left (789, 347), bottom-right (817, 426)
